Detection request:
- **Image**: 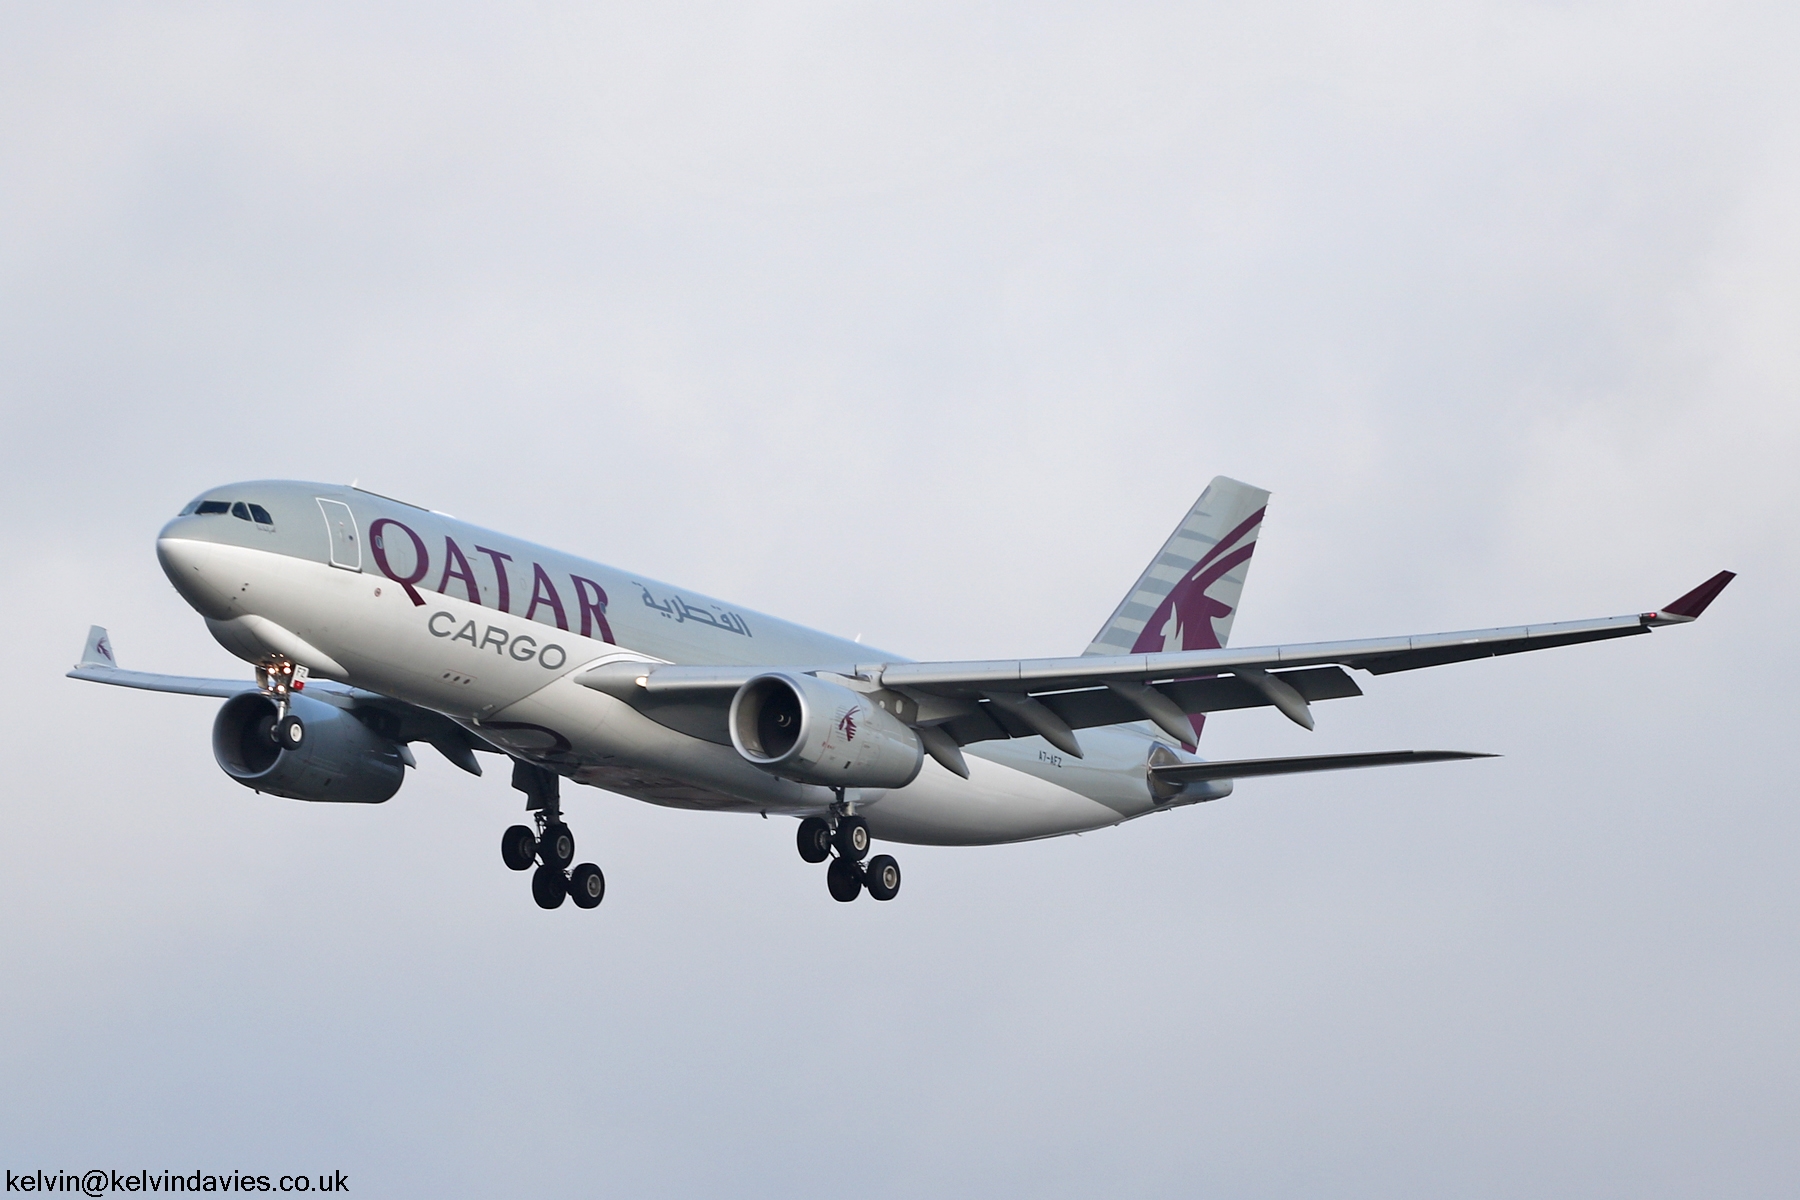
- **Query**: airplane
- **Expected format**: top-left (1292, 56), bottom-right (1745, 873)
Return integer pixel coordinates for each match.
top-left (68, 477), bottom-right (1734, 910)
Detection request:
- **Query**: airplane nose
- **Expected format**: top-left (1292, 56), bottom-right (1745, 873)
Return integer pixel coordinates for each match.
top-left (157, 536), bottom-right (236, 620)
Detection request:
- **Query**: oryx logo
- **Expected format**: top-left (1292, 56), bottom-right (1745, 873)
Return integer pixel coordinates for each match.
top-left (95, 636), bottom-right (113, 663)
top-left (836, 708), bottom-right (859, 742)
top-left (1130, 506), bottom-right (1265, 655)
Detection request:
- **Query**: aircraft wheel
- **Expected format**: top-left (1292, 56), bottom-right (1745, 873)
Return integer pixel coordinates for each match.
top-left (568, 863), bottom-right (605, 909)
top-left (833, 816), bottom-right (870, 862)
top-left (864, 854), bottom-right (901, 901)
top-left (797, 817), bottom-right (831, 864)
top-left (540, 823), bottom-right (575, 870)
top-left (500, 824), bottom-right (538, 871)
top-left (531, 864), bottom-right (567, 909)
top-left (274, 715), bottom-right (305, 749)
top-left (826, 856), bottom-right (863, 903)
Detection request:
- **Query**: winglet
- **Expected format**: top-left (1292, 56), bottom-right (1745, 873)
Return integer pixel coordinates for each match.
top-left (79, 625), bottom-right (118, 668)
top-left (1648, 571), bottom-right (1736, 624)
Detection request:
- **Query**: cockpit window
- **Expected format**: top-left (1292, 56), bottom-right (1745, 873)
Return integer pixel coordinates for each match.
top-left (184, 498), bottom-right (275, 526)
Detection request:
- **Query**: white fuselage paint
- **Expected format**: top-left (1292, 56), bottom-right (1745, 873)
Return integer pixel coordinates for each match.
top-left (156, 482), bottom-right (1193, 846)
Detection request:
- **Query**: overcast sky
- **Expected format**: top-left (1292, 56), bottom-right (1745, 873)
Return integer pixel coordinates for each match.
top-left (2, 4), bottom-right (1796, 1196)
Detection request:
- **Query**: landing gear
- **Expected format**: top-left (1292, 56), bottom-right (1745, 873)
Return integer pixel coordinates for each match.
top-left (506, 761), bottom-right (605, 912)
top-left (258, 659), bottom-right (309, 746)
top-left (833, 815), bottom-right (870, 861)
top-left (864, 854), bottom-right (901, 901)
top-left (531, 864), bottom-right (567, 909)
top-left (797, 817), bottom-right (831, 864)
top-left (539, 823), bottom-right (575, 870)
top-left (804, 791), bottom-right (901, 903)
top-left (826, 856), bottom-right (863, 902)
top-left (569, 863), bottom-right (606, 908)
top-left (500, 825), bottom-right (537, 872)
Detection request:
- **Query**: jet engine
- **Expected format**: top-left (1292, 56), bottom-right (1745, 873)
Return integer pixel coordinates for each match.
top-left (212, 691), bottom-right (407, 803)
top-left (728, 672), bottom-right (923, 789)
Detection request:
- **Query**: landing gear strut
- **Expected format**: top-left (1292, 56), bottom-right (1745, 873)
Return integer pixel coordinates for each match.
top-left (797, 789), bottom-right (901, 903)
top-left (506, 761), bottom-right (605, 911)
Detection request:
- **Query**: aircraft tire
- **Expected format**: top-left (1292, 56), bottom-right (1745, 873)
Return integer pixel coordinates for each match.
top-left (500, 824), bottom-right (538, 871)
top-left (796, 817), bottom-right (831, 864)
top-left (826, 856), bottom-right (862, 902)
top-left (274, 715), bottom-right (305, 748)
top-left (568, 863), bottom-right (605, 909)
top-left (832, 816), bottom-right (870, 862)
top-left (531, 864), bottom-right (567, 909)
top-left (864, 854), bottom-right (901, 901)
top-left (539, 823), bottom-right (575, 870)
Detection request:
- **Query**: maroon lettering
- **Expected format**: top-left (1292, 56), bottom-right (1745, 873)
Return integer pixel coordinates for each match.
top-left (572, 575), bottom-right (614, 643)
top-left (526, 563), bottom-right (569, 630)
top-left (437, 537), bottom-right (481, 604)
top-left (369, 518), bottom-right (429, 606)
top-left (474, 545), bottom-right (513, 613)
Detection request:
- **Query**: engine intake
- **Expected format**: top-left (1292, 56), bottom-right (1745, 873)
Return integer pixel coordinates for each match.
top-left (212, 691), bottom-right (407, 803)
top-left (729, 672), bottom-right (923, 789)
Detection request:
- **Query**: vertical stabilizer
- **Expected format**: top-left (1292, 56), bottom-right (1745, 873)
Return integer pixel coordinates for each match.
top-left (1084, 477), bottom-right (1270, 743)
top-left (1085, 477), bottom-right (1270, 657)
top-left (80, 625), bottom-right (118, 668)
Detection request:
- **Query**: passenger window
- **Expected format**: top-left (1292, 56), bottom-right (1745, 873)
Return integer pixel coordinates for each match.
top-left (248, 504), bottom-right (274, 526)
top-left (231, 502), bottom-right (253, 521)
top-left (195, 501), bottom-right (231, 515)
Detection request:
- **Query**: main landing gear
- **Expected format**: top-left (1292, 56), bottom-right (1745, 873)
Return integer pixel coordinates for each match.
top-left (797, 791), bottom-right (901, 903)
top-left (504, 761), bottom-right (605, 911)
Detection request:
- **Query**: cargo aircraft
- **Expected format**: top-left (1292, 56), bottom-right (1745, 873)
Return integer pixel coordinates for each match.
top-left (69, 478), bottom-right (1733, 909)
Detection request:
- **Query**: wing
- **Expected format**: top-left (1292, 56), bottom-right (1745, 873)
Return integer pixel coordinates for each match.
top-left (577, 572), bottom-right (1735, 755)
top-left (66, 625), bottom-right (496, 775)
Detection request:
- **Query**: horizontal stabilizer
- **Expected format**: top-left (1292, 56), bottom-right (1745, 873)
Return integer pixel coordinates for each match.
top-left (1149, 748), bottom-right (1495, 783)
top-left (68, 626), bottom-right (252, 698)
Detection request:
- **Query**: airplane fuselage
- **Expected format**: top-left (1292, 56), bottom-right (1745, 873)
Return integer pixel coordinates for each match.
top-left (156, 481), bottom-right (1189, 846)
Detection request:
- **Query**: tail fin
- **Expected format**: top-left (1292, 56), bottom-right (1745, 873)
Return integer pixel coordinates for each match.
top-left (79, 625), bottom-right (118, 667)
top-left (1084, 477), bottom-right (1270, 658)
top-left (1085, 477), bottom-right (1270, 746)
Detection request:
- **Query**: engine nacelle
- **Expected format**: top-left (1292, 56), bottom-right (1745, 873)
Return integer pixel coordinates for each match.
top-left (728, 672), bottom-right (923, 789)
top-left (212, 691), bottom-right (407, 803)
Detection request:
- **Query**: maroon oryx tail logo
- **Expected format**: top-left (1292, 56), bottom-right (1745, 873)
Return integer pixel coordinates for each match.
top-left (1129, 506), bottom-right (1265, 655)
top-left (836, 708), bottom-right (859, 742)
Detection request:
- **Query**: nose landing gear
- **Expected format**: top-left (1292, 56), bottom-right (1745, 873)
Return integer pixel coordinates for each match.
top-left (506, 761), bottom-right (605, 911)
top-left (798, 791), bottom-right (901, 903)
top-left (258, 659), bottom-right (310, 746)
